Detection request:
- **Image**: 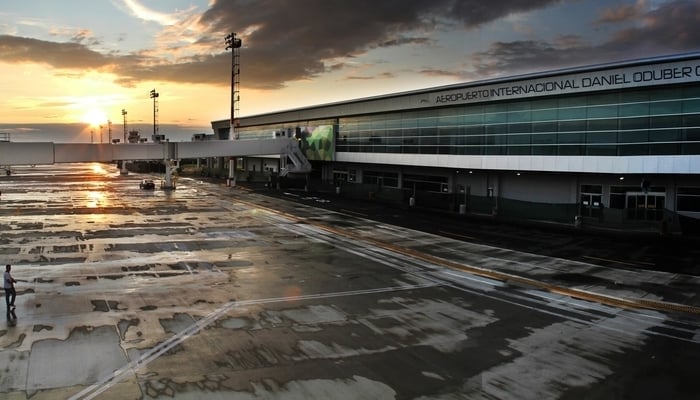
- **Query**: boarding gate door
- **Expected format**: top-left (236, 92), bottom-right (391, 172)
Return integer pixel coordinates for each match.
top-left (625, 191), bottom-right (665, 221)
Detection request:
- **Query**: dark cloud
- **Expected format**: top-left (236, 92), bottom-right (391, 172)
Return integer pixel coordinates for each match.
top-left (114, 53), bottom-right (229, 87)
top-left (69, 29), bottom-right (101, 47)
top-left (196, 0), bottom-right (562, 88)
top-left (462, 1), bottom-right (700, 81)
top-left (464, 40), bottom-right (575, 80)
top-left (447, 0), bottom-right (560, 26)
top-left (0, 35), bottom-right (112, 69)
top-left (419, 68), bottom-right (463, 78)
top-left (346, 72), bottom-right (395, 80)
top-left (2, 0), bottom-right (699, 93)
top-left (0, 1), bottom-right (563, 89)
top-left (606, 0), bottom-right (700, 51)
top-left (594, 1), bottom-right (645, 24)
top-left (378, 37), bottom-right (433, 48)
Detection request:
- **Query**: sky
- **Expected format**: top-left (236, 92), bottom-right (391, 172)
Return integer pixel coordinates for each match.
top-left (0, 0), bottom-right (699, 142)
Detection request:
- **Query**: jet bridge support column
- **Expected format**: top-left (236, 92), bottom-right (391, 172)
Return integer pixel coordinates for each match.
top-left (163, 159), bottom-right (177, 190)
top-left (119, 161), bottom-right (129, 175)
top-left (228, 158), bottom-right (236, 187)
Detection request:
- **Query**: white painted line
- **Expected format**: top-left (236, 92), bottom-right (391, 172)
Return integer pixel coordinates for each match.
top-left (442, 270), bottom-right (506, 287)
top-left (69, 282), bottom-right (439, 400)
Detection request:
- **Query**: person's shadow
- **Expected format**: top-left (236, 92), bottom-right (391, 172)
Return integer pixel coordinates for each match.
top-left (6, 311), bottom-right (17, 326)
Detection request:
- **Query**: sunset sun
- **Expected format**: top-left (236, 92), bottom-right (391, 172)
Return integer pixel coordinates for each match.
top-left (81, 108), bottom-right (108, 127)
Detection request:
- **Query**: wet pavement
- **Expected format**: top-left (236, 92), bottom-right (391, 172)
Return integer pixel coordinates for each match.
top-left (1, 163), bottom-right (699, 399)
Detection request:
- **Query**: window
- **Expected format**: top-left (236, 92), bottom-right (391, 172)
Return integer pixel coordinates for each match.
top-left (333, 85), bottom-right (697, 157)
top-left (650, 99), bottom-right (682, 115)
top-left (348, 169), bottom-right (357, 182)
top-left (364, 171), bottom-right (399, 187)
top-left (403, 174), bottom-right (448, 192)
top-left (611, 185), bottom-right (666, 220)
top-left (619, 103), bottom-right (650, 117)
top-left (587, 105), bottom-right (618, 119)
top-left (678, 187), bottom-right (700, 212)
top-left (333, 170), bottom-right (348, 184)
top-left (619, 117), bottom-right (649, 131)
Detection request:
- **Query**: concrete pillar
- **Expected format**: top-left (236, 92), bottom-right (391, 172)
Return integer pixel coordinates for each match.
top-left (228, 158), bottom-right (236, 187)
top-left (163, 159), bottom-right (177, 190)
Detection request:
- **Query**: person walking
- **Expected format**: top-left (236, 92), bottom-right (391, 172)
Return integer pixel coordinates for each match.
top-left (4, 264), bottom-right (17, 315)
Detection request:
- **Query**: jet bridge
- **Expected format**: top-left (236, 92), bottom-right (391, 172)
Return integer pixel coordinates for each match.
top-left (0, 137), bottom-right (312, 187)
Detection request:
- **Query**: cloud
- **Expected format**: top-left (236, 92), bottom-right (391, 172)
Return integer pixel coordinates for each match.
top-left (606, 0), bottom-right (700, 51)
top-left (2, 0), bottom-right (699, 94)
top-left (419, 68), bottom-right (463, 79)
top-left (0, 35), bottom-right (114, 70)
top-left (595, 0), bottom-right (648, 24)
top-left (346, 72), bottom-right (395, 80)
top-left (459, 0), bottom-right (700, 81)
top-left (195, 0), bottom-right (562, 88)
top-left (446, 0), bottom-right (559, 27)
top-left (121, 0), bottom-right (181, 26)
top-left (0, 1), bottom-right (565, 90)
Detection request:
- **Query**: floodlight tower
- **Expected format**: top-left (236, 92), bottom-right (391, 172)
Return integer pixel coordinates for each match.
top-left (150, 89), bottom-right (159, 141)
top-left (225, 32), bottom-right (242, 140)
top-left (121, 109), bottom-right (127, 143)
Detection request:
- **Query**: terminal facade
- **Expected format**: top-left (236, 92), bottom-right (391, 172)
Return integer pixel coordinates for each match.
top-left (211, 53), bottom-right (700, 235)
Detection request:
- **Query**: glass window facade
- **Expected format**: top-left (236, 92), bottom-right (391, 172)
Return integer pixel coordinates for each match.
top-left (237, 119), bottom-right (337, 140)
top-left (336, 85), bottom-right (700, 156)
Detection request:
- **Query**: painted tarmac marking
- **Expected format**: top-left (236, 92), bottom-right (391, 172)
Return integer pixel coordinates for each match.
top-left (584, 255), bottom-right (654, 267)
top-left (264, 214), bottom-right (700, 341)
top-left (234, 196), bottom-right (700, 317)
top-left (442, 270), bottom-right (505, 287)
top-left (69, 282), bottom-right (438, 400)
top-left (438, 230), bottom-right (477, 241)
top-left (339, 209), bottom-right (368, 217)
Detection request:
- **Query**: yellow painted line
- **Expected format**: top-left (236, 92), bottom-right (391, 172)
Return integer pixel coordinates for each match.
top-left (239, 196), bottom-right (700, 317)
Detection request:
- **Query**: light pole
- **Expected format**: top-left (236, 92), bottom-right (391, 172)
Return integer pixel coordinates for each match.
top-left (225, 33), bottom-right (242, 140)
top-left (150, 89), bottom-right (159, 140)
top-left (121, 109), bottom-right (127, 143)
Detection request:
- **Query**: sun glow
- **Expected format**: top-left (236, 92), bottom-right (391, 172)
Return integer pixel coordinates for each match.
top-left (91, 163), bottom-right (106, 174)
top-left (81, 108), bottom-right (108, 127)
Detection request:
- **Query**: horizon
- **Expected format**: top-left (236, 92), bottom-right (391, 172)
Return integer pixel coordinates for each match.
top-left (0, 122), bottom-right (209, 143)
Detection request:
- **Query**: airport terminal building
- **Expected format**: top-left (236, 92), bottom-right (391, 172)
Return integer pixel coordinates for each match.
top-left (211, 53), bottom-right (700, 235)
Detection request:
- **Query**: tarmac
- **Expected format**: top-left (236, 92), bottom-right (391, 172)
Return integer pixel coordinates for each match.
top-left (247, 181), bottom-right (700, 310)
top-left (0, 163), bottom-right (699, 399)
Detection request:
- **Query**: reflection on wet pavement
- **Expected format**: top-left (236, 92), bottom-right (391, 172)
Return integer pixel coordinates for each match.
top-left (0, 163), bottom-right (699, 399)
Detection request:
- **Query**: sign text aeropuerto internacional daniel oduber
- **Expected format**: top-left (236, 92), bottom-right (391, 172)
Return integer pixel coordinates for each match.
top-left (433, 60), bottom-right (700, 105)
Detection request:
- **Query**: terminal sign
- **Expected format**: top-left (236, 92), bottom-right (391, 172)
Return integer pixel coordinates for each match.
top-left (433, 60), bottom-right (700, 105)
